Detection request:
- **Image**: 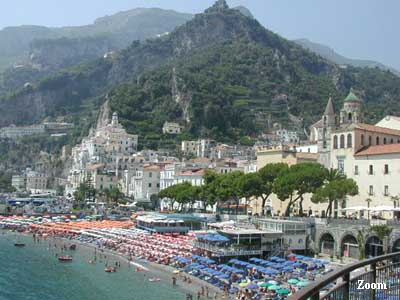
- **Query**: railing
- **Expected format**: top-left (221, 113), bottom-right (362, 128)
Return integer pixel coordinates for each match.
top-left (289, 252), bottom-right (400, 300)
top-left (192, 241), bottom-right (263, 256)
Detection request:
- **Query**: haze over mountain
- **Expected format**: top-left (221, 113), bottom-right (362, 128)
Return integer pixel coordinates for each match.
top-left (294, 38), bottom-right (400, 76)
top-left (0, 8), bottom-right (192, 72)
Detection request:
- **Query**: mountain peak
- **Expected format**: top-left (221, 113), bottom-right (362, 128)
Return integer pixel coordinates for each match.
top-left (205, 0), bottom-right (229, 13)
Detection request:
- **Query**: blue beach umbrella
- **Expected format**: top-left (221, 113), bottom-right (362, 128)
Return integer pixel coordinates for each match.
top-left (246, 283), bottom-right (259, 290)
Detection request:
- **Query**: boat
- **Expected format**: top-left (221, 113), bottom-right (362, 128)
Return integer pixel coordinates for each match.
top-left (58, 256), bottom-right (73, 262)
top-left (14, 242), bottom-right (25, 247)
top-left (104, 267), bottom-right (116, 273)
top-left (148, 278), bottom-right (161, 282)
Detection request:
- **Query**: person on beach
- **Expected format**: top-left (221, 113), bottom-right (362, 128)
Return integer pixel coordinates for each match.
top-left (214, 292), bottom-right (218, 300)
top-left (197, 291), bottom-right (201, 300)
top-left (172, 276), bottom-right (177, 286)
top-left (206, 287), bottom-right (209, 298)
top-left (201, 286), bottom-right (205, 296)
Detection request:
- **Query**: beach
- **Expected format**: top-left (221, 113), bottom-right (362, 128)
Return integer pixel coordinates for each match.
top-left (0, 229), bottom-right (222, 300)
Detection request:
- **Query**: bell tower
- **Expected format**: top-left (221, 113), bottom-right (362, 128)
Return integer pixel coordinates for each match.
top-left (340, 89), bottom-right (363, 125)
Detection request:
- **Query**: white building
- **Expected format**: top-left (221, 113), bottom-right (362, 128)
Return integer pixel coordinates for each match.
top-left (174, 168), bottom-right (205, 186)
top-left (162, 122), bottom-right (183, 134)
top-left (375, 115), bottom-right (400, 131)
top-left (129, 165), bottom-right (161, 202)
top-left (0, 124), bottom-right (45, 139)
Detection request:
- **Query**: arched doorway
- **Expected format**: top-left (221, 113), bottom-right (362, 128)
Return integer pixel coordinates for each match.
top-left (341, 234), bottom-right (359, 259)
top-left (320, 233), bottom-right (335, 255)
top-left (365, 236), bottom-right (383, 258)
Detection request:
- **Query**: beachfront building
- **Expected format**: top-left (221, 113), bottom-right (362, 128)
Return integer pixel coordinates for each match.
top-left (135, 214), bottom-right (204, 233)
top-left (192, 228), bottom-right (282, 260)
top-left (257, 218), bottom-right (308, 252)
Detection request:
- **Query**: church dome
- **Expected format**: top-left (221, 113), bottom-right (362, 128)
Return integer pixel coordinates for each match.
top-left (344, 89), bottom-right (363, 103)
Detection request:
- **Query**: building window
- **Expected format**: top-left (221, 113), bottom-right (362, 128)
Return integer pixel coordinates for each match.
top-left (384, 164), bottom-right (389, 174)
top-left (390, 138), bottom-right (394, 144)
top-left (347, 134), bottom-right (352, 148)
top-left (149, 172), bottom-right (152, 178)
top-left (369, 165), bottom-right (374, 175)
top-left (323, 140), bottom-right (327, 149)
top-left (369, 136), bottom-right (372, 145)
top-left (383, 137), bottom-right (387, 144)
top-left (361, 134), bottom-right (365, 146)
top-left (384, 185), bottom-right (389, 196)
top-left (148, 183), bottom-right (152, 188)
top-left (354, 165), bottom-right (359, 175)
top-left (338, 158), bottom-right (345, 174)
top-left (333, 135), bottom-right (338, 149)
top-left (376, 137), bottom-right (380, 145)
top-left (340, 135), bottom-right (345, 148)
top-left (369, 185), bottom-right (374, 196)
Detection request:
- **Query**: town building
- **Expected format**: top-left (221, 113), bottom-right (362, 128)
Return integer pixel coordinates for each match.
top-left (256, 145), bottom-right (318, 170)
top-left (162, 121), bottom-right (183, 134)
top-left (181, 139), bottom-right (216, 158)
top-left (26, 169), bottom-right (48, 193)
top-left (128, 165), bottom-right (161, 202)
top-left (11, 175), bottom-right (26, 192)
top-left (0, 124), bottom-right (45, 139)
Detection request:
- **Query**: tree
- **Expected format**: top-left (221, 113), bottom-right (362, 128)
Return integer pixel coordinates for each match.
top-left (73, 181), bottom-right (96, 209)
top-left (370, 224), bottom-right (393, 254)
top-left (238, 172), bottom-right (263, 210)
top-left (274, 163), bottom-right (327, 216)
top-left (215, 171), bottom-right (244, 215)
top-left (106, 186), bottom-right (124, 206)
top-left (159, 182), bottom-right (197, 211)
top-left (258, 163), bottom-right (289, 215)
top-left (312, 178), bottom-right (358, 218)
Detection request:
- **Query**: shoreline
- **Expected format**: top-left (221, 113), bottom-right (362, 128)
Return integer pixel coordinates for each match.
top-left (2, 229), bottom-right (223, 298)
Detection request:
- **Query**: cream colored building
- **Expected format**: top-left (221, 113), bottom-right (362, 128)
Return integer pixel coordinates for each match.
top-left (162, 122), bottom-right (183, 134)
top-left (256, 145), bottom-right (318, 170)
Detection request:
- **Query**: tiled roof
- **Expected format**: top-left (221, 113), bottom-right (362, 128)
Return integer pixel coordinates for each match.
top-left (144, 165), bottom-right (161, 171)
top-left (355, 143), bottom-right (400, 156)
top-left (355, 123), bottom-right (400, 136)
top-left (296, 152), bottom-right (318, 160)
top-left (176, 168), bottom-right (205, 176)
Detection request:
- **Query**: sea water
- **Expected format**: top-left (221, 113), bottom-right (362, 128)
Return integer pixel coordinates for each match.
top-left (0, 232), bottom-right (185, 300)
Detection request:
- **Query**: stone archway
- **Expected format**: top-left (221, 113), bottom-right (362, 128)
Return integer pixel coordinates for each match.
top-left (319, 232), bottom-right (335, 255)
top-left (340, 234), bottom-right (359, 259)
top-left (365, 236), bottom-right (383, 258)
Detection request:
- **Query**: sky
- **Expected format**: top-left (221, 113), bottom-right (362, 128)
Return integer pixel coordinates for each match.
top-left (1, 0), bottom-right (399, 70)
